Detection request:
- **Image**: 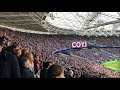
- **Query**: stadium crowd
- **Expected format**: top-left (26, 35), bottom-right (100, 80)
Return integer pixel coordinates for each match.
top-left (0, 27), bottom-right (120, 78)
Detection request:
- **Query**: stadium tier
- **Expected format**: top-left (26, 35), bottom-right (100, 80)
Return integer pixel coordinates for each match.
top-left (0, 27), bottom-right (120, 78)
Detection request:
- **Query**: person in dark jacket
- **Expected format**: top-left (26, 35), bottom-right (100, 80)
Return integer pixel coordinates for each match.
top-left (40, 61), bottom-right (52, 78)
top-left (0, 36), bottom-right (21, 78)
top-left (14, 48), bottom-right (22, 65)
top-left (20, 58), bottom-right (35, 78)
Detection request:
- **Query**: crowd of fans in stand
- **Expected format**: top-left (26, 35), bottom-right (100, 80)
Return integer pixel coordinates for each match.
top-left (0, 27), bottom-right (120, 78)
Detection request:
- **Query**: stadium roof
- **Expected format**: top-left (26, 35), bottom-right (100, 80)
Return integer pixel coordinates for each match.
top-left (0, 12), bottom-right (120, 36)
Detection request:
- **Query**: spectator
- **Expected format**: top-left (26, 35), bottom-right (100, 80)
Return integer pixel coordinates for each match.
top-left (20, 58), bottom-right (35, 78)
top-left (34, 55), bottom-right (40, 78)
top-left (40, 61), bottom-right (52, 78)
top-left (14, 48), bottom-right (22, 66)
top-left (25, 52), bottom-right (35, 74)
top-left (46, 64), bottom-right (65, 78)
top-left (67, 68), bottom-right (74, 78)
top-left (0, 36), bottom-right (21, 78)
top-left (14, 49), bottom-right (22, 58)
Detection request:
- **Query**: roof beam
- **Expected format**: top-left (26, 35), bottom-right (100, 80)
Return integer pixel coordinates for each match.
top-left (85, 20), bottom-right (120, 29)
top-left (117, 12), bottom-right (120, 17)
top-left (28, 12), bottom-right (42, 25)
top-left (62, 13), bottom-right (79, 30)
top-left (53, 17), bottom-right (82, 22)
top-left (80, 12), bottom-right (101, 29)
top-left (0, 24), bottom-right (51, 34)
top-left (0, 19), bottom-right (35, 23)
top-left (101, 12), bottom-right (120, 19)
top-left (12, 23), bottom-right (40, 26)
top-left (0, 15), bottom-right (32, 17)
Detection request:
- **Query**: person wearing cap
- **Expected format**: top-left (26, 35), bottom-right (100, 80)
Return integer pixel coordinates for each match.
top-left (0, 36), bottom-right (21, 78)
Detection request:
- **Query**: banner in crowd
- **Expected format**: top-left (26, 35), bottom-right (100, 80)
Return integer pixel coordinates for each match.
top-left (72, 41), bottom-right (87, 48)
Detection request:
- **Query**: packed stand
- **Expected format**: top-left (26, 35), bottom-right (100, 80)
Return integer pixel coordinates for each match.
top-left (0, 27), bottom-right (120, 78)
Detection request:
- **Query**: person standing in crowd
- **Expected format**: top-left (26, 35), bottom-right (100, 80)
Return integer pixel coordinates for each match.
top-left (14, 49), bottom-right (22, 59)
top-left (3, 42), bottom-right (19, 54)
top-left (14, 48), bottom-right (22, 66)
top-left (0, 36), bottom-right (21, 78)
top-left (34, 55), bottom-right (40, 78)
top-left (25, 52), bottom-right (35, 75)
top-left (40, 61), bottom-right (52, 78)
top-left (67, 68), bottom-right (74, 78)
top-left (20, 58), bottom-right (35, 78)
top-left (46, 64), bottom-right (65, 78)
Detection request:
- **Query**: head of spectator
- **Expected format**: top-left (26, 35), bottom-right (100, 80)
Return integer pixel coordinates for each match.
top-left (21, 58), bottom-right (31, 68)
top-left (34, 54), bottom-right (39, 60)
top-left (43, 61), bottom-right (52, 69)
top-left (14, 49), bottom-right (22, 57)
top-left (22, 48), bottom-right (29, 55)
top-left (46, 64), bottom-right (65, 78)
top-left (12, 42), bottom-right (19, 48)
top-left (25, 52), bottom-right (34, 64)
top-left (68, 68), bottom-right (74, 78)
top-left (0, 36), bottom-right (5, 52)
top-left (24, 46), bottom-right (30, 52)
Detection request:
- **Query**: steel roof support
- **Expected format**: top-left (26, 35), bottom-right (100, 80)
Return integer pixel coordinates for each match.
top-left (80, 12), bottom-right (101, 30)
top-left (85, 20), bottom-right (120, 29)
